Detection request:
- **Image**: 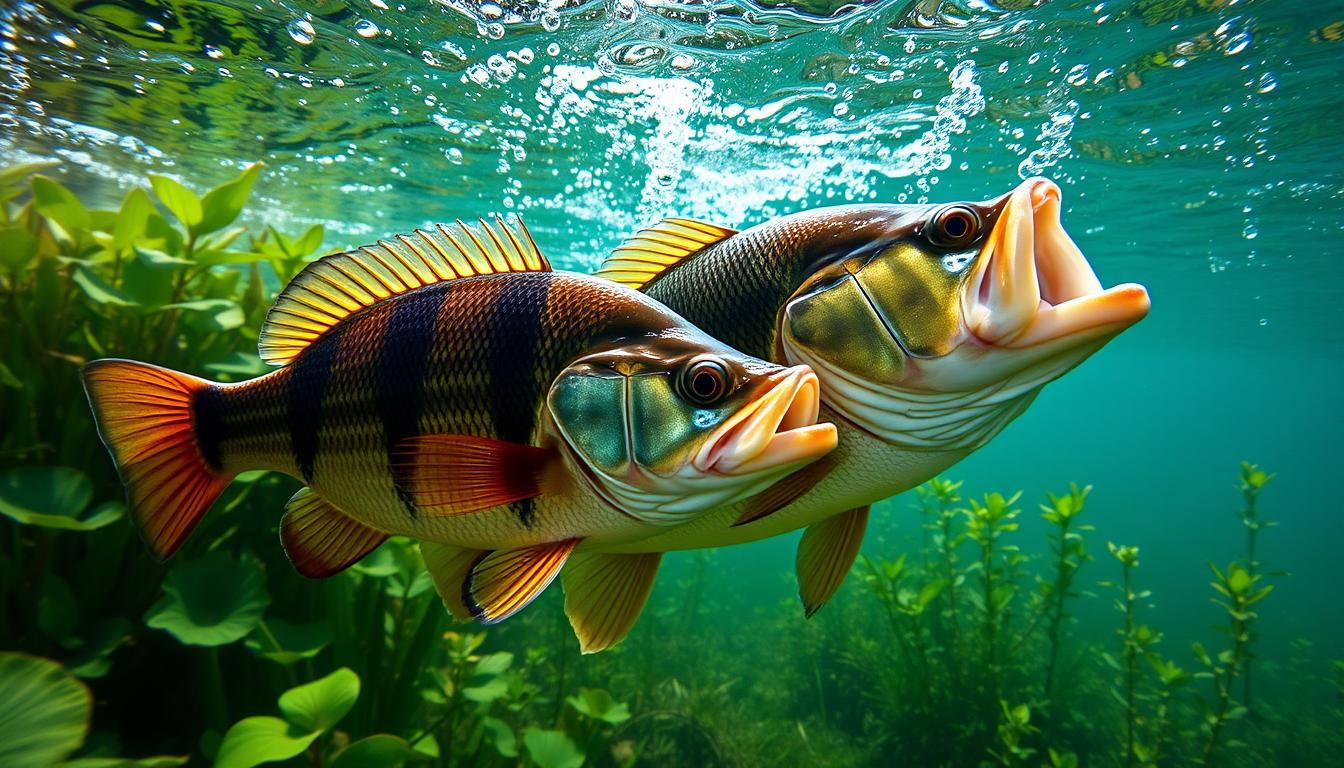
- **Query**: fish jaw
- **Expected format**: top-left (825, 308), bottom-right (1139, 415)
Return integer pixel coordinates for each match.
top-left (963, 177), bottom-right (1150, 353)
top-left (694, 365), bottom-right (837, 476)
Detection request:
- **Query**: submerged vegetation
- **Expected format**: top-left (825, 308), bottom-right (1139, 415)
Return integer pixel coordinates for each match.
top-left (0, 165), bottom-right (1340, 766)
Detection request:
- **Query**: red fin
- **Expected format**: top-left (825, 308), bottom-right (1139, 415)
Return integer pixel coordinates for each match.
top-left (562, 552), bottom-right (662, 654)
top-left (392, 435), bottom-right (560, 517)
top-left (421, 541), bottom-right (484, 621)
top-left (733, 457), bottom-right (834, 527)
top-left (281, 488), bottom-right (388, 578)
top-left (797, 505), bottom-right (870, 617)
top-left (81, 359), bottom-right (234, 559)
top-left (466, 539), bottom-right (580, 624)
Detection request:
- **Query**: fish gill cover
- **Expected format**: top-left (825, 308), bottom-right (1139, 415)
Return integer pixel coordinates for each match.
top-left (1, 0), bottom-right (1343, 767)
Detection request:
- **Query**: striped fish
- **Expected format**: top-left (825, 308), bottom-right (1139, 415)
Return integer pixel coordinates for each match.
top-left (82, 216), bottom-right (836, 625)
top-left (584, 177), bottom-right (1149, 641)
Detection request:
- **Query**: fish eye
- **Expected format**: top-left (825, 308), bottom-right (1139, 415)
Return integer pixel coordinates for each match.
top-left (928, 205), bottom-right (981, 248)
top-left (677, 357), bottom-right (731, 406)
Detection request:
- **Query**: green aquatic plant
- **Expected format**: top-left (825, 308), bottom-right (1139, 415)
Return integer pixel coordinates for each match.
top-left (1104, 542), bottom-right (1150, 768)
top-left (1196, 561), bottom-right (1274, 766)
top-left (963, 491), bottom-right (1024, 727)
top-left (1039, 484), bottom-right (1093, 699)
top-left (1235, 461), bottom-right (1274, 709)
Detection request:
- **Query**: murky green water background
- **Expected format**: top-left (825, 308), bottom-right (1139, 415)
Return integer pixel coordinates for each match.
top-left (3, 0), bottom-right (1343, 763)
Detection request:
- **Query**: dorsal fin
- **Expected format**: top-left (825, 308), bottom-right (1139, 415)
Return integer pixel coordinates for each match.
top-left (594, 217), bottom-right (736, 291)
top-left (259, 215), bottom-right (549, 366)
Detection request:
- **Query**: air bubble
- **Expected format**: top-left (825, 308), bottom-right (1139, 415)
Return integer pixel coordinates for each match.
top-left (287, 18), bottom-right (316, 46)
top-left (541, 11), bottom-right (561, 32)
top-left (547, 42), bottom-right (560, 56)
top-left (1225, 31), bottom-right (1251, 55)
top-left (446, 147), bottom-right (464, 164)
top-left (204, 44), bottom-right (224, 59)
top-left (354, 19), bottom-right (379, 38)
top-left (1256, 72), bottom-right (1277, 93)
top-left (479, 2), bottom-right (504, 19)
top-left (1066, 64), bottom-right (1089, 86)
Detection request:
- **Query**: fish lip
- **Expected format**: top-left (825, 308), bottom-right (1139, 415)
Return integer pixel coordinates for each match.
top-left (963, 177), bottom-right (1151, 350)
top-left (693, 366), bottom-right (838, 476)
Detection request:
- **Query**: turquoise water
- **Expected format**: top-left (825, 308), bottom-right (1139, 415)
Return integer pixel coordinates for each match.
top-left (3, 0), bottom-right (1343, 764)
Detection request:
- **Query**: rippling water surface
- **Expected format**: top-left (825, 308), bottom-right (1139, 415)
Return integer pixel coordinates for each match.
top-left (4, 0), bottom-right (1343, 704)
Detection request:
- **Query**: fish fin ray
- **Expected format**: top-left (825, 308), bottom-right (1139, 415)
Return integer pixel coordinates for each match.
top-left (797, 505), bottom-right (870, 617)
top-left (391, 435), bottom-right (562, 517)
top-left (467, 539), bottom-right (580, 623)
top-left (733, 457), bottom-right (835, 527)
top-left (280, 487), bottom-right (388, 578)
top-left (594, 217), bottom-right (736, 291)
top-left (258, 215), bottom-right (549, 365)
top-left (81, 359), bottom-right (234, 559)
top-left (422, 541), bottom-right (485, 621)
top-left (562, 551), bottom-right (662, 653)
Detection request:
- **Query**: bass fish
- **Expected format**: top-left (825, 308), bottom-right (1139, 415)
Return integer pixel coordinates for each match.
top-left (83, 217), bottom-right (836, 623)
top-left (565, 177), bottom-right (1150, 651)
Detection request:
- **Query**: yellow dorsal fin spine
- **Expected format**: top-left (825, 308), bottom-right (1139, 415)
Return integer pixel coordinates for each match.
top-left (259, 215), bottom-right (550, 366)
top-left (594, 217), bottom-right (736, 291)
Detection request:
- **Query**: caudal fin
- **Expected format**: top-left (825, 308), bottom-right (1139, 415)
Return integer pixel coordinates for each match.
top-left (81, 359), bottom-right (234, 559)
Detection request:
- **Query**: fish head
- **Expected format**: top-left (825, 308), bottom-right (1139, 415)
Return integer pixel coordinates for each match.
top-left (779, 177), bottom-right (1150, 451)
top-left (546, 335), bottom-right (838, 525)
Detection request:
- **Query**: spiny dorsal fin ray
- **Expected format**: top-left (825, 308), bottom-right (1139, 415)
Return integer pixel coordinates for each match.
top-left (259, 215), bottom-right (549, 366)
top-left (594, 217), bottom-right (736, 291)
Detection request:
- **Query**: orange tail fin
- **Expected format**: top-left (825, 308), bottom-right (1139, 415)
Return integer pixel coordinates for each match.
top-left (81, 359), bottom-right (234, 559)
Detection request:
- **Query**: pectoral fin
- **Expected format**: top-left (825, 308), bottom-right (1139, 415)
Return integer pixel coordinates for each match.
top-left (421, 541), bottom-right (485, 621)
top-left (465, 539), bottom-right (580, 623)
top-left (796, 505), bottom-right (869, 617)
top-left (562, 552), bottom-right (662, 654)
top-left (734, 457), bottom-right (834, 527)
top-left (281, 487), bottom-right (388, 578)
top-left (391, 435), bottom-right (564, 517)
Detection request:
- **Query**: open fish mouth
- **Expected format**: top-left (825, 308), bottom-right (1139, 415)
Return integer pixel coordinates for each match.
top-left (694, 366), bottom-right (837, 476)
top-left (965, 177), bottom-right (1150, 350)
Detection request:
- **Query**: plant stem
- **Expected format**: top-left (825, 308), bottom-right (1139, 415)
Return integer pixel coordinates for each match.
top-left (1122, 560), bottom-right (1138, 768)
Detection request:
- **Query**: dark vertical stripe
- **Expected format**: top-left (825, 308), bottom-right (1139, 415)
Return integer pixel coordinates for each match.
top-left (378, 288), bottom-right (450, 515)
top-left (192, 386), bottom-right (228, 472)
top-left (288, 326), bottom-right (342, 482)
top-left (484, 273), bottom-right (552, 527)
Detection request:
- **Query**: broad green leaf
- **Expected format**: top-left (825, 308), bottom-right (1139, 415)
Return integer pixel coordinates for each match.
top-left (72, 267), bottom-right (135, 307)
top-left (197, 163), bottom-right (262, 236)
top-left (0, 467), bottom-right (126, 532)
top-left (133, 245), bottom-right (193, 270)
top-left (38, 573), bottom-right (78, 640)
top-left (0, 159), bottom-right (60, 190)
top-left (0, 362), bottom-right (21, 389)
top-left (194, 249), bottom-right (267, 266)
top-left (120, 256), bottom-right (175, 307)
top-left (293, 224), bottom-right (325, 257)
top-left (243, 619), bottom-right (332, 665)
top-left (144, 552), bottom-right (270, 646)
top-left (168, 299), bottom-right (245, 332)
top-left (481, 717), bottom-right (517, 759)
top-left (566, 688), bottom-right (630, 725)
top-left (31, 176), bottom-right (91, 233)
top-left (214, 716), bottom-right (318, 768)
top-left (522, 729), bottom-right (583, 768)
top-left (113, 188), bottom-right (155, 251)
top-left (67, 617), bottom-right (133, 679)
top-left (329, 734), bottom-right (428, 768)
top-left (148, 175), bottom-right (201, 230)
top-left (473, 651), bottom-right (513, 677)
top-left (0, 225), bottom-right (38, 269)
top-left (0, 653), bottom-right (92, 768)
top-left (461, 677), bottom-right (508, 704)
top-left (277, 668), bottom-right (359, 733)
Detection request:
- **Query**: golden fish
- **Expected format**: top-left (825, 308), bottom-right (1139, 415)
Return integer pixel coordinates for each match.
top-left (82, 216), bottom-right (836, 624)
top-left (556, 177), bottom-right (1151, 651)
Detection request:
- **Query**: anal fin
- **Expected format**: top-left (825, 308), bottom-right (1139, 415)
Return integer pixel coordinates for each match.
top-left (467, 539), bottom-right (580, 624)
top-left (562, 552), bottom-right (662, 654)
top-left (391, 435), bottom-right (563, 516)
top-left (796, 505), bottom-right (869, 617)
top-left (281, 488), bottom-right (388, 578)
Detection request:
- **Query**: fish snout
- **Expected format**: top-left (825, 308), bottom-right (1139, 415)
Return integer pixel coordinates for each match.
top-left (694, 365), bottom-right (837, 476)
top-left (964, 177), bottom-right (1150, 350)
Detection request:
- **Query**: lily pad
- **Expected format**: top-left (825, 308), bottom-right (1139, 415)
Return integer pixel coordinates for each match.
top-left (145, 552), bottom-right (270, 646)
top-left (0, 467), bottom-right (124, 531)
top-left (244, 619), bottom-right (332, 665)
top-left (213, 716), bottom-right (318, 768)
top-left (522, 729), bottom-right (583, 768)
top-left (0, 653), bottom-right (92, 768)
top-left (277, 668), bottom-right (359, 733)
